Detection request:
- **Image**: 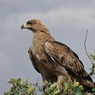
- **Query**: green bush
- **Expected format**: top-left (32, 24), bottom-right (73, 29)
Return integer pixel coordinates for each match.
top-left (4, 78), bottom-right (95, 95)
top-left (4, 55), bottom-right (95, 95)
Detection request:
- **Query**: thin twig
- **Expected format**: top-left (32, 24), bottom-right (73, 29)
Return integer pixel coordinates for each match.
top-left (84, 30), bottom-right (94, 65)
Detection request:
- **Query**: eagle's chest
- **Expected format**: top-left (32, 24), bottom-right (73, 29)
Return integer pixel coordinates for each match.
top-left (30, 32), bottom-right (54, 62)
top-left (28, 35), bottom-right (57, 78)
top-left (29, 38), bottom-right (47, 64)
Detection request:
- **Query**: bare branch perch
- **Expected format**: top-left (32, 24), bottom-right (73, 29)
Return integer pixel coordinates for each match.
top-left (84, 30), bottom-right (95, 76)
top-left (84, 30), bottom-right (94, 65)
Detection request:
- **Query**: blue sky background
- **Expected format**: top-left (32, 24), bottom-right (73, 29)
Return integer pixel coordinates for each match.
top-left (0, 0), bottom-right (95, 94)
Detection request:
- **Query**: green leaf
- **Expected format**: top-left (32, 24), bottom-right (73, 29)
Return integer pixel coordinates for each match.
top-left (73, 82), bottom-right (79, 88)
top-left (53, 89), bottom-right (61, 95)
top-left (22, 78), bottom-right (28, 84)
top-left (63, 82), bottom-right (71, 92)
top-left (28, 85), bottom-right (35, 94)
top-left (38, 88), bottom-right (43, 92)
top-left (92, 87), bottom-right (95, 92)
top-left (87, 93), bottom-right (93, 95)
top-left (21, 88), bottom-right (28, 94)
top-left (75, 88), bottom-right (83, 95)
top-left (49, 83), bottom-right (57, 91)
top-left (78, 85), bottom-right (84, 90)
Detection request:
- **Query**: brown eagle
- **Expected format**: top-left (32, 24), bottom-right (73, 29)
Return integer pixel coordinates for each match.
top-left (21, 19), bottom-right (94, 90)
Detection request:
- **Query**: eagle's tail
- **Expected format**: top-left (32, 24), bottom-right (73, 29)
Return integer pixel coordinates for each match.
top-left (83, 81), bottom-right (95, 93)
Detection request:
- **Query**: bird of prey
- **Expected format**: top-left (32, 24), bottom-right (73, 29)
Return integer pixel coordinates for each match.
top-left (21, 19), bottom-right (95, 90)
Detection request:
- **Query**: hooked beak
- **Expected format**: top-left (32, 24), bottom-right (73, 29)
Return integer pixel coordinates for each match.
top-left (21, 23), bottom-right (27, 30)
top-left (21, 25), bottom-right (25, 30)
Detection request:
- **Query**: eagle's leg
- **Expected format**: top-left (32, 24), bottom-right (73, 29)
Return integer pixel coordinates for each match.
top-left (57, 75), bottom-right (65, 91)
top-left (57, 75), bottom-right (71, 91)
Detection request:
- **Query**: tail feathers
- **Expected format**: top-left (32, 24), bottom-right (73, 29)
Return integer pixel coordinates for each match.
top-left (83, 81), bottom-right (95, 93)
top-left (85, 80), bottom-right (95, 88)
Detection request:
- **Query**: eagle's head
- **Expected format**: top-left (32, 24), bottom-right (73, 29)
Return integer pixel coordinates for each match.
top-left (21, 19), bottom-right (49, 33)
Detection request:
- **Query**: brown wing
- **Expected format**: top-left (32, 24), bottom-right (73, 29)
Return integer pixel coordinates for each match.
top-left (44, 41), bottom-right (93, 82)
top-left (28, 47), bottom-right (40, 73)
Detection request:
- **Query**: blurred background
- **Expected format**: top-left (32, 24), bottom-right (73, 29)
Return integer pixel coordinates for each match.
top-left (0, 0), bottom-right (95, 94)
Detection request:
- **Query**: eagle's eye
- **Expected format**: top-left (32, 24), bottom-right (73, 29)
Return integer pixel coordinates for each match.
top-left (27, 22), bottom-right (34, 25)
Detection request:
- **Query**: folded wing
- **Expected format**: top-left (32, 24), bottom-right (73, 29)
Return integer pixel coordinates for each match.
top-left (44, 40), bottom-right (94, 86)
